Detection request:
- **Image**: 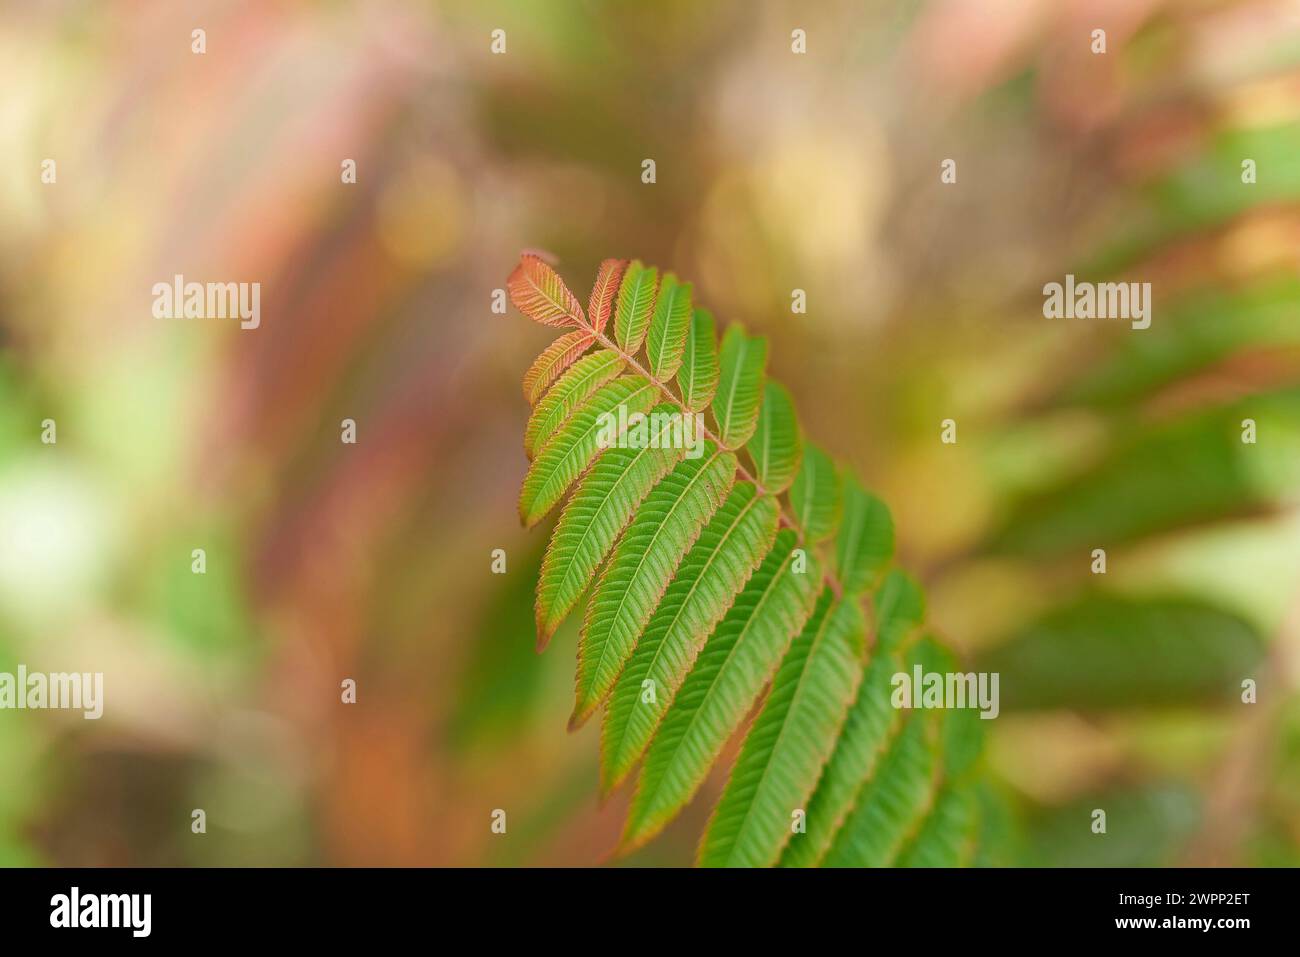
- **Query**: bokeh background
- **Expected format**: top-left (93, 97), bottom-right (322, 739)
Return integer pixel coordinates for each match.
top-left (2, 0), bottom-right (1299, 866)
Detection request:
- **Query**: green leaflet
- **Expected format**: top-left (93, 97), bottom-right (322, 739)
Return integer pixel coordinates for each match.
top-left (518, 376), bottom-right (655, 527)
top-left (572, 448), bottom-right (737, 727)
top-left (524, 350), bottom-right (624, 458)
top-left (820, 714), bottom-right (938, 867)
top-left (712, 324), bottom-right (768, 449)
top-left (783, 570), bottom-right (929, 866)
top-left (614, 260), bottom-right (659, 354)
top-left (698, 591), bottom-right (866, 867)
top-left (602, 483), bottom-right (779, 793)
top-left (836, 478), bottom-right (894, 594)
top-left (780, 648), bottom-right (903, 867)
top-left (896, 782), bottom-right (980, 867)
top-left (645, 273), bottom-right (693, 380)
top-left (819, 637), bottom-right (950, 870)
top-left (536, 404), bottom-right (687, 646)
top-left (940, 704), bottom-right (987, 780)
top-left (677, 308), bottom-right (719, 412)
top-left (747, 381), bottom-right (801, 494)
top-left (789, 443), bottom-right (841, 542)
top-left (872, 569), bottom-right (925, 653)
top-left (622, 529), bottom-right (820, 852)
top-left (521, 329), bottom-right (595, 405)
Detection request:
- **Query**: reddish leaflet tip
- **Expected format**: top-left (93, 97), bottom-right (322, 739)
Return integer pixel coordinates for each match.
top-left (507, 254), bottom-right (587, 328)
top-left (520, 246), bottom-right (559, 264)
top-left (588, 258), bottom-right (629, 335)
top-left (535, 606), bottom-right (559, 652)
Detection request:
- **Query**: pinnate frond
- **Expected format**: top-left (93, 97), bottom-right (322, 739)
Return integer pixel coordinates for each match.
top-left (780, 563), bottom-right (921, 867)
top-left (820, 712), bottom-right (938, 867)
top-left (504, 252), bottom-right (987, 867)
top-left (780, 647), bottom-right (903, 867)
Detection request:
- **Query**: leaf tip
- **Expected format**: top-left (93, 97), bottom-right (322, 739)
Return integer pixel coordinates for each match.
top-left (567, 702), bottom-right (594, 731)
top-left (614, 822), bottom-right (653, 859)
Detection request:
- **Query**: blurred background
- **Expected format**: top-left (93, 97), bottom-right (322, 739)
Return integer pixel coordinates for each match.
top-left (1, 0), bottom-right (1299, 866)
